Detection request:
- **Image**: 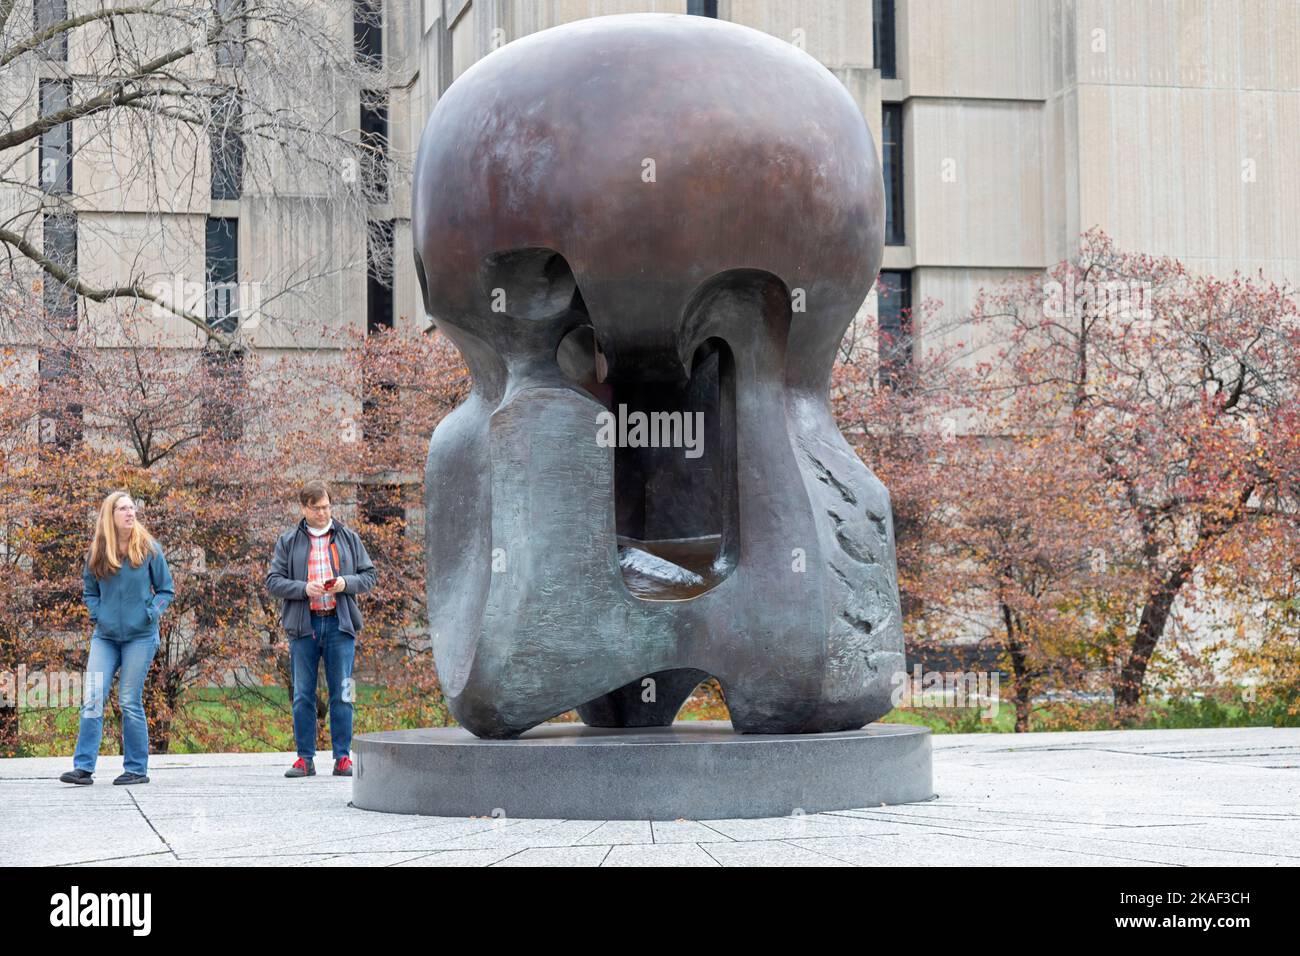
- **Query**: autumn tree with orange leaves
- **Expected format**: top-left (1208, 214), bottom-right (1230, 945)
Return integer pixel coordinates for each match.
top-left (836, 231), bottom-right (1300, 728)
top-left (835, 286), bottom-right (1134, 731)
top-left (0, 291), bottom-right (468, 757)
top-left (982, 232), bottom-right (1300, 719)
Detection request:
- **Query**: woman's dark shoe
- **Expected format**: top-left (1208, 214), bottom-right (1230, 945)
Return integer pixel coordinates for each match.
top-left (113, 772), bottom-right (150, 785)
top-left (333, 755), bottom-right (353, 776)
top-left (59, 769), bottom-right (94, 785)
top-left (285, 757), bottom-right (315, 778)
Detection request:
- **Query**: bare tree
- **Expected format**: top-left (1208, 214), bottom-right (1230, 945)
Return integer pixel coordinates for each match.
top-left (0, 0), bottom-right (401, 348)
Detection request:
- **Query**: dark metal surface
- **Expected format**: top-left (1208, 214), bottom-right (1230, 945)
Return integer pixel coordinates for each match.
top-left (352, 721), bottom-right (933, 819)
top-left (414, 13), bottom-right (902, 738)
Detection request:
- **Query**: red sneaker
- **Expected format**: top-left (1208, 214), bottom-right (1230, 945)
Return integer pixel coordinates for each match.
top-left (285, 757), bottom-right (315, 778)
top-left (333, 755), bottom-right (353, 777)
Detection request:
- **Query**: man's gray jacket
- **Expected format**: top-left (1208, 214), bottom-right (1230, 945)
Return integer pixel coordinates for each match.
top-left (266, 518), bottom-right (378, 639)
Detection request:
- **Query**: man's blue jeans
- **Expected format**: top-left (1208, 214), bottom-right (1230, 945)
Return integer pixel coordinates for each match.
top-left (290, 613), bottom-right (355, 759)
top-left (73, 634), bottom-right (159, 775)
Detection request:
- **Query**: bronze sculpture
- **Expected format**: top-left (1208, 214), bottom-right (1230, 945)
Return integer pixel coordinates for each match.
top-left (413, 12), bottom-right (903, 739)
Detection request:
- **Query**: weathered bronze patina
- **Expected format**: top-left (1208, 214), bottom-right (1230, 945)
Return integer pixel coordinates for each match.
top-left (413, 13), bottom-right (902, 738)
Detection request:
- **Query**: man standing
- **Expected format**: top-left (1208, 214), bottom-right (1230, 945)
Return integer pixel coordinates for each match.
top-left (266, 481), bottom-right (377, 778)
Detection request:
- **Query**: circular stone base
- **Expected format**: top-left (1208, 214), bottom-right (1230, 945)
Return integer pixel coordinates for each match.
top-left (351, 721), bottom-right (933, 820)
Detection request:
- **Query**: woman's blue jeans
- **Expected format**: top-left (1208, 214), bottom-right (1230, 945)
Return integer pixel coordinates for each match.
top-left (73, 634), bottom-right (159, 775)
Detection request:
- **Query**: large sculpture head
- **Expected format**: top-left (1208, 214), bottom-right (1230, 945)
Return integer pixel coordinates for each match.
top-left (414, 13), bottom-right (903, 738)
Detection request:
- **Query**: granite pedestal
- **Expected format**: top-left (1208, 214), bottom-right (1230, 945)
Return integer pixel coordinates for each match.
top-left (351, 721), bottom-right (933, 820)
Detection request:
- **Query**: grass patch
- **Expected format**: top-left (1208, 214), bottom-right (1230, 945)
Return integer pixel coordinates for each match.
top-left (16, 683), bottom-right (451, 758)
top-left (14, 682), bottom-right (1297, 757)
top-left (880, 693), bottom-right (1300, 734)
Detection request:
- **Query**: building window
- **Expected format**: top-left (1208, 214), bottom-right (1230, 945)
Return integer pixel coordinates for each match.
top-left (205, 218), bottom-right (239, 334)
top-left (354, 0), bottom-right (383, 67)
top-left (39, 78), bottom-right (72, 194)
top-left (367, 219), bottom-right (394, 334)
top-left (202, 348), bottom-right (246, 443)
top-left (873, 0), bottom-right (897, 79)
top-left (38, 346), bottom-right (82, 449)
top-left (364, 220), bottom-right (396, 442)
top-left (42, 211), bottom-right (77, 328)
top-left (359, 483), bottom-right (404, 580)
top-left (877, 270), bottom-right (912, 389)
top-left (687, 0), bottom-right (718, 15)
top-left (359, 483), bottom-right (404, 528)
top-left (359, 91), bottom-right (389, 202)
top-left (215, 0), bottom-right (246, 67)
top-left (34, 0), bottom-right (68, 61)
top-left (210, 93), bottom-right (243, 200)
top-left (882, 103), bottom-right (904, 246)
top-left (32, 352), bottom-right (83, 612)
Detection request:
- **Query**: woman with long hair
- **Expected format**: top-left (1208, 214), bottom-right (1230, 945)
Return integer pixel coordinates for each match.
top-left (60, 491), bottom-right (174, 786)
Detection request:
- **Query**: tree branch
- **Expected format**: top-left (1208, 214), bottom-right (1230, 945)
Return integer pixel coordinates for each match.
top-left (0, 10), bottom-right (232, 152)
top-left (0, 225), bottom-right (230, 347)
top-left (1, 4), bottom-right (171, 69)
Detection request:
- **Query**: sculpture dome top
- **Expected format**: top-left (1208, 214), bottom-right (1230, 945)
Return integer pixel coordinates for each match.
top-left (412, 13), bottom-right (884, 383)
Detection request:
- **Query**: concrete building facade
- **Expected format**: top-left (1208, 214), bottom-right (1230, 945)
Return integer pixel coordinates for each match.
top-left (411, 0), bottom-right (1300, 358)
top-left (5, 0), bottom-right (1298, 508)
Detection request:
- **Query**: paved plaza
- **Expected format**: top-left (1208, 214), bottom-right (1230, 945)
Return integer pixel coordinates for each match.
top-left (3, 727), bottom-right (1297, 867)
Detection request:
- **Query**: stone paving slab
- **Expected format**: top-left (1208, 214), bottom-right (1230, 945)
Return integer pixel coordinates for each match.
top-left (2, 727), bottom-right (1297, 866)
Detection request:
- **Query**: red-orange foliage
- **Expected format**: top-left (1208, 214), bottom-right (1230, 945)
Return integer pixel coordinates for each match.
top-left (1, 305), bottom-right (469, 756)
top-left (835, 231), bottom-right (1300, 728)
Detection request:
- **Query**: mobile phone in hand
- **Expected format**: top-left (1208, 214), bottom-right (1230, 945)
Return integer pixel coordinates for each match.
top-left (322, 577), bottom-right (339, 590)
